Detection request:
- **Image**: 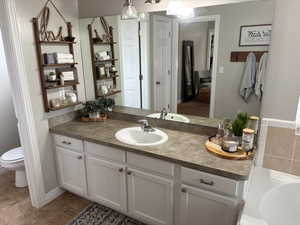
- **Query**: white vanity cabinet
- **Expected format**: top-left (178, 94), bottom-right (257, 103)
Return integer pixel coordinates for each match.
top-left (127, 153), bottom-right (174, 225)
top-left (179, 184), bottom-right (239, 225)
top-left (179, 167), bottom-right (243, 225)
top-left (55, 146), bottom-right (87, 196)
top-left (53, 134), bottom-right (245, 225)
top-left (85, 142), bottom-right (127, 213)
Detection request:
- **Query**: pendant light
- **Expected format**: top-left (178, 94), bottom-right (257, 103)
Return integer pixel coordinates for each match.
top-left (166, 0), bottom-right (194, 18)
top-left (145, 0), bottom-right (161, 4)
top-left (121, 0), bottom-right (138, 20)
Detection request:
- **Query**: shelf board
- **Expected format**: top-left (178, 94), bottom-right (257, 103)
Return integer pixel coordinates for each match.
top-left (97, 90), bottom-right (121, 98)
top-left (93, 41), bottom-right (117, 45)
top-left (97, 75), bottom-right (119, 81)
top-left (40, 41), bottom-right (76, 45)
top-left (42, 63), bottom-right (77, 68)
top-left (46, 82), bottom-right (79, 90)
top-left (94, 59), bottom-right (118, 64)
top-left (48, 102), bottom-right (82, 111)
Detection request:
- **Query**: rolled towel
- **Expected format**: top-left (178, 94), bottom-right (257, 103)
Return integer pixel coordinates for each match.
top-left (54, 53), bottom-right (74, 59)
top-left (56, 58), bottom-right (74, 64)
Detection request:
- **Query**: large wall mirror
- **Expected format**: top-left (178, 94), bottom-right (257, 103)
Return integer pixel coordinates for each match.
top-left (79, 0), bottom-right (274, 126)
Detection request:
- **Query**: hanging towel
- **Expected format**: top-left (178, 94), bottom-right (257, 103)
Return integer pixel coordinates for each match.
top-left (255, 53), bottom-right (268, 101)
top-left (240, 52), bottom-right (256, 102)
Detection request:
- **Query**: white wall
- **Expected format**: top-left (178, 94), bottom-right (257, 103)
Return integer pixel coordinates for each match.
top-left (14, 0), bottom-right (85, 192)
top-left (177, 21), bottom-right (209, 102)
top-left (201, 0), bottom-right (274, 119)
top-left (261, 0), bottom-right (300, 121)
top-left (0, 31), bottom-right (20, 155)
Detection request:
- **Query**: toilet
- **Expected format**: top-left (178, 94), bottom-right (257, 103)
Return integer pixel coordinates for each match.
top-left (0, 147), bottom-right (27, 187)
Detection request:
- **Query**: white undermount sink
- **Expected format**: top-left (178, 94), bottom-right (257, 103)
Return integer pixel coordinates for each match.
top-left (147, 113), bottom-right (190, 123)
top-left (260, 182), bottom-right (300, 225)
top-left (115, 127), bottom-right (168, 146)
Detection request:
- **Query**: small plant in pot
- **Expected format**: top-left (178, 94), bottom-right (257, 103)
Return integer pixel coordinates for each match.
top-left (81, 101), bottom-right (100, 120)
top-left (229, 112), bottom-right (249, 143)
top-left (96, 97), bottom-right (115, 112)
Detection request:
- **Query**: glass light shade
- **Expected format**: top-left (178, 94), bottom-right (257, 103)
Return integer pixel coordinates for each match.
top-left (121, 1), bottom-right (138, 20)
top-left (166, 0), bottom-right (185, 16)
top-left (177, 6), bottom-right (195, 18)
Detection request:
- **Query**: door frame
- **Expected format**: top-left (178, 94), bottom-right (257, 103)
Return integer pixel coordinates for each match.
top-left (175, 15), bottom-right (220, 118)
top-left (0, 0), bottom-right (47, 207)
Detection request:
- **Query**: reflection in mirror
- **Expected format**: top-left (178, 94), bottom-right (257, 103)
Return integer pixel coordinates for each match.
top-left (79, 0), bottom-right (274, 125)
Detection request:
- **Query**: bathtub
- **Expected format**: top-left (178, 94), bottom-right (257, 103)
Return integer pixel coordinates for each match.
top-left (240, 167), bottom-right (300, 225)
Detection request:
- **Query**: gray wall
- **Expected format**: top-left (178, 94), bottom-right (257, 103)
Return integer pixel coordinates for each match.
top-left (14, 0), bottom-right (86, 192)
top-left (78, 0), bottom-right (261, 18)
top-left (0, 31), bottom-right (20, 155)
top-left (261, 0), bottom-right (300, 121)
top-left (202, 1), bottom-right (274, 119)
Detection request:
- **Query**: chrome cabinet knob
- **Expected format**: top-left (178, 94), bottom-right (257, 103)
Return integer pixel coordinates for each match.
top-left (118, 168), bottom-right (124, 172)
top-left (127, 171), bottom-right (132, 175)
top-left (181, 188), bottom-right (187, 193)
top-left (62, 141), bottom-right (71, 145)
top-left (77, 156), bottom-right (82, 160)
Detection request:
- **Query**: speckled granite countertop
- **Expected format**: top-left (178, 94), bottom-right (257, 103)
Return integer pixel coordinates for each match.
top-left (50, 119), bottom-right (254, 181)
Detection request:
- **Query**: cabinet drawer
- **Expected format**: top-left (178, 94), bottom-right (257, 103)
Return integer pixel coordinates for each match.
top-left (54, 134), bottom-right (83, 153)
top-left (181, 167), bottom-right (239, 196)
top-left (127, 152), bottom-right (174, 177)
top-left (85, 141), bottom-right (125, 163)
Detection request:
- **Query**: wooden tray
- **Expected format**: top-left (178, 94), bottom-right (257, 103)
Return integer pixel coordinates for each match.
top-left (81, 115), bottom-right (108, 122)
top-left (205, 141), bottom-right (253, 160)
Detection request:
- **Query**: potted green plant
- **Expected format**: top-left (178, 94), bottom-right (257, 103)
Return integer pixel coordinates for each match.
top-left (81, 101), bottom-right (100, 119)
top-left (96, 97), bottom-right (115, 112)
top-left (229, 112), bottom-right (249, 137)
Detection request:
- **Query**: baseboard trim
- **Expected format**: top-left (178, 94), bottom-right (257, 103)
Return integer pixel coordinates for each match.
top-left (43, 187), bottom-right (65, 206)
top-left (262, 118), bottom-right (296, 129)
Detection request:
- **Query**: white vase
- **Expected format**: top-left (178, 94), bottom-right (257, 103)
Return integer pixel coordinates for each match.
top-left (89, 112), bottom-right (100, 119)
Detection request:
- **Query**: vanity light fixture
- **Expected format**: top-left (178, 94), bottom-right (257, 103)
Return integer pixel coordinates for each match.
top-left (121, 0), bottom-right (138, 20)
top-left (166, 0), bottom-right (194, 18)
top-left (145, 0), bottom-right (161, 5)
top-left (145, 0), bottom-right (161, 4)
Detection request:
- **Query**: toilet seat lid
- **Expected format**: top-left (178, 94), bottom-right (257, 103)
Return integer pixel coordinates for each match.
top-left (1, 147), bottom-right (24, 161)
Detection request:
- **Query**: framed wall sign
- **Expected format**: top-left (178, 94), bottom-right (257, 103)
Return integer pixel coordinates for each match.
top-left (239, 24), bottom-right (272, 46)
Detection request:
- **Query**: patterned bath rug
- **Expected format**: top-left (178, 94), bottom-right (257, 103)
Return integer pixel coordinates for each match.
top-left (69, 203), bottom-right (147, 225)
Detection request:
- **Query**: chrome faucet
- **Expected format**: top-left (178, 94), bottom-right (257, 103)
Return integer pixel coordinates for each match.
top-left (159, 108), bottom-right (168, 120)
top-left (138, 119), bottom-right (155, 132)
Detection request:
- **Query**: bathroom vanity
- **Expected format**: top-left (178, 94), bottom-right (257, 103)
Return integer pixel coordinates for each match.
top-left (50, 119), bottom-right (252, 225)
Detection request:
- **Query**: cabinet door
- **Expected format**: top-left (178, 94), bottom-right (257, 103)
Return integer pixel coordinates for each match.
top-left (127, 168), bottom-right (173, 225)
top-left (86, 156), bottom-right (127, 212)
top-left (180, 185), bottom-right (239, 225)
top-left (56, 147), bottom-right (87, 196)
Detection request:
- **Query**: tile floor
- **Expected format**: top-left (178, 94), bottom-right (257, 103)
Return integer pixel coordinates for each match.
top-left (0, 171), bottom-right (91, 225)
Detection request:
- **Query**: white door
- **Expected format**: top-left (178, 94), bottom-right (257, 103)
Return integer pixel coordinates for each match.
top-left (127, 168), bottom-right (173, 225)
top-left (119, 19), bottom-right (141, 108)
top-left (86, 156), bottom-right (127, 213)
top-left (180, 184), bottom-right (239, 225)
top-left (56, 147), bottom-right (87, 196)
top-left (152, 15), bottom-right (172, 111)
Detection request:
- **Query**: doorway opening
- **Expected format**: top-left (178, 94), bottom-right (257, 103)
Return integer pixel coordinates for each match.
top-left (176, 15), bottom-right (219, 118)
